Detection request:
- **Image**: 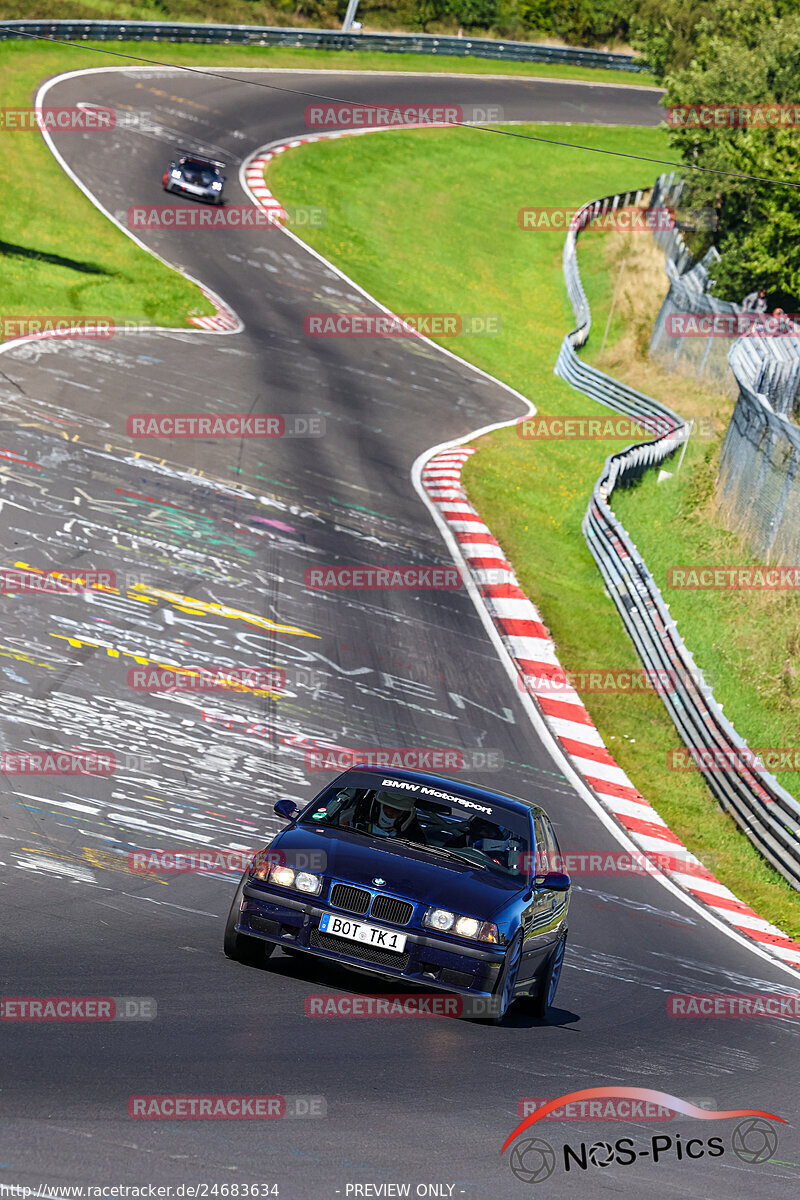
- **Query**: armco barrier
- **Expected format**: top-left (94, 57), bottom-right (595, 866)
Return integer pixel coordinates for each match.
top-left (555, 184), bottom-right (800, 890)
top-left (0, 19), bottom-right (649, 72)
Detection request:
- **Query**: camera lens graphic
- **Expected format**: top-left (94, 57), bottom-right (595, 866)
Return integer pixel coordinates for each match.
top-left (731, 1118), bottom-right (778, 1165)
top-left (509, 1137), bottom-right (557, 1183)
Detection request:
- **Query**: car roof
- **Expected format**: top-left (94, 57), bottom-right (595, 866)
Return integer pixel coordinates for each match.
top-left (178, 153), bottom-right (224, 168)
top-left (330, 765), bottom-right (536, 818)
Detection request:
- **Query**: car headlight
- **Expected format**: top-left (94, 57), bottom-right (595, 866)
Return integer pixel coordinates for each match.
top-left (295, 871), bottom-right (322, 894)
top-left (211, 181), bottom-right (223, 190)
top-left (454, 916), bottom-right (480, 938)
top-left (423, 907), bottom-right (499, 943)
top-left (270, 865), bottom-right (295, 889)
top-left (425, 907), bottom-right (454, 932)
top-left (264, 863), bottom-right (323, 897)
top-left (170, 169), bottom-right (182, 179)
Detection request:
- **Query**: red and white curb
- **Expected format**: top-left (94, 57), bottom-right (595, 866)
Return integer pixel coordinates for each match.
top-left (189, 282), bottom-right (240, 332)
top-left (421, 447), bottom-right (800, 969)
top-left (246, 124), bottom-right (800, 973)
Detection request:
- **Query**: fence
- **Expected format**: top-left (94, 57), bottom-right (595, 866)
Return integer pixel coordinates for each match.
top-left (648, 174), bottom-right (800, 558)
top-left (649, 250), bottom-right (743, 396)
top-left (717, 347), bottom-right (800, 561)
top-left (554, 181), bottom-right (800, 890)
top-left (0, 20), bottom-right (649, 71)
top-left (650, 176), bottom-right (800, 416)
top-left (648, 173), bottom-right (740, 394)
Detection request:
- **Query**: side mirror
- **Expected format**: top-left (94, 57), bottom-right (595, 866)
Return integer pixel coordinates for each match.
top-left (534, 871), bottom-right (571, 892)
top-left (169, 161), bottom-right (176, 169)
top-left (274, 798), bottom-right (300, 821)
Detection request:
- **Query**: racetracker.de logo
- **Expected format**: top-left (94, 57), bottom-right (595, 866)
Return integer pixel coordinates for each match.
top-left (303, 313), bottom-right (501, 337)
top-left (128, 848), bottom-right (326, 873)
top-left (668, 993), bottom-right (800, 1018)
top-left (667, 747), bottom-right (800, 774)
top-left (0, 107), bottom-right (115, 131)
top-left (127, 205), bottom-right (325, 229)
top-left (304, 566), bottom-right (461, 590)
top-left (0, 750), bottom-right (116, 775)
top-left (1, 567), bottom-right (115, 593)
top-left (1, 997), bottom-right (155, 1020)
top-left (526, 851), bottom-right (716, 878)
top-left (1, 316), bottom-right (114, 340)
top-left (667, 566), bottom-right (800, 590)
top-left (127, 666), bottom-right (286, 693)
top-left (517, 667), bottom-right (686, 695)
top-left (666, 103), bottom-right (800, 128)
top-left (304, 747), bottom-right (503, 772)
top-left (126, 414), bottom-right (325, 438)
top-left (666, 312), bottom-right (800, 338)
top-left (304, 103), bottom-right (463, 128)
top-left (128, 1095), bottom-right (325, 1118)
top-left (517, 1097), bottom-right (677, 1121)
top-left (518, 206), bottom-right (680, 232)
top-left (304, 993), bottom-right (505, 1018)
top-left (517, 415), bottom-right (676, 439)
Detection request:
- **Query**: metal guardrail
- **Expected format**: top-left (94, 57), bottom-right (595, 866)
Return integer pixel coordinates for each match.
top-left (0, 19), bottom-right (650, 72)
top-left (555, 181), bottom-right (800, 890)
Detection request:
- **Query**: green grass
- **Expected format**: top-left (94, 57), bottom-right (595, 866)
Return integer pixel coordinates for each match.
top-left (560, 217), bottom-right (800, 796)
top-left (613, 440), bottom-right (800, 791)
top-left (0, 41), bottom-right (218, 330)
top-left (0, 6), bottom-right (655, 86)
top-left (0, 35), bottom-right (656, 336)
top-left (267, 122), bottom-right (800, 935)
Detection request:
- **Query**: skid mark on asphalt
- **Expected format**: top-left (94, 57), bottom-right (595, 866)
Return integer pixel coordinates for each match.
top-left (0, 357), bottom-right (559, 909)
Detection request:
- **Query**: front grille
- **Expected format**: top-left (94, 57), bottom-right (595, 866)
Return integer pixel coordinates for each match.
top-left (329, 883), bottom-right (371, 915)
top-left (310, 929), bottom-right (410, 970)
top-left (370, 894), bottom-right (414, 926)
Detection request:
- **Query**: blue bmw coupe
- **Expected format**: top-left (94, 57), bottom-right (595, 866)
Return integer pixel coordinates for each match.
top-left (223, 766), bottom-right (570, 1022)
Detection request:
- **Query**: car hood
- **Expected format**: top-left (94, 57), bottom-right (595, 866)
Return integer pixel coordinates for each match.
top-left (271, 824), bottom-right (525, 918)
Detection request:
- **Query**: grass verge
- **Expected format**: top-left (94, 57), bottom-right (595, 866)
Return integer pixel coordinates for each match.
top-left (267, 121), bottom-right (800, 935)
top-left (578, 227), bottom-right (800, 795)
top-left (0, 20), bottom-right (656, 86)
top-left (0, 36), bottom-right (657, 335)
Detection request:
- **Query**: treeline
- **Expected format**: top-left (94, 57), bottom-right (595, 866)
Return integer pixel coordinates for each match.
top-left (648, 0), bottom-right (800, 306)
top-left (283, 0), bottom-right (636, 44)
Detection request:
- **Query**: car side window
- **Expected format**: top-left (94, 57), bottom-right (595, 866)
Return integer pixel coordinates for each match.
top-left (541, 816), bottom-right (562, 871)
top-left (532, 812), bottom-right (547, 874)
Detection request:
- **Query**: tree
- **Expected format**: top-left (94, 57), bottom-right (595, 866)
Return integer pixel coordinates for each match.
top-left (661, 10), bottom-right (800, 303)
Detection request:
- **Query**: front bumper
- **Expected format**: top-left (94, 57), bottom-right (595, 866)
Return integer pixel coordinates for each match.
top-left (240, 883), bottom-right (506, 997)
top-left (171, 181), bottom-right (221, 203)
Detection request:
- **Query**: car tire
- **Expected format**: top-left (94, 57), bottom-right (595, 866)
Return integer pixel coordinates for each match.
top-left (489, 929), bottom-right (523, 1025)
top-left (223, 872), bottom-right (274, 965)
top-left (531, 930), bottom-right (567, 1019)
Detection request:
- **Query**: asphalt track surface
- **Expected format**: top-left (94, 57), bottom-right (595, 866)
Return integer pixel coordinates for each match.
top-left (1, 66), bottom-right (798, 1198)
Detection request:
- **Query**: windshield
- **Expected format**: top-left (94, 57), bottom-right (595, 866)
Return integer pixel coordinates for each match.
top-left (300, 785), bottom-right (530, 878)
top-left (182, 162), bottom-right (220, 185)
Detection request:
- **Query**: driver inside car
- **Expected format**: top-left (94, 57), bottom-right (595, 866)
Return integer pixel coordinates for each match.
top-left (351, 789), bottom-right (427, 842)
top-left (445, 816), bottom-right (516, 866)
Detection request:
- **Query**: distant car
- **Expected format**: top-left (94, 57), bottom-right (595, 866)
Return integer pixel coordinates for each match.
top-left (162, 152), bottom-right (225, 204)
top-left (223, 766), bottom-right (570, 1023)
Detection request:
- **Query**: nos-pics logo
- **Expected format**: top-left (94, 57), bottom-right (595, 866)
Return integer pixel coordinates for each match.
top-left (502, 1088), bottom-right (783, 1183)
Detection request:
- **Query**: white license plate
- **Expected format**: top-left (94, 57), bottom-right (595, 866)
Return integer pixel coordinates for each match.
top-left (320, 912), bottom-right (407, 952)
